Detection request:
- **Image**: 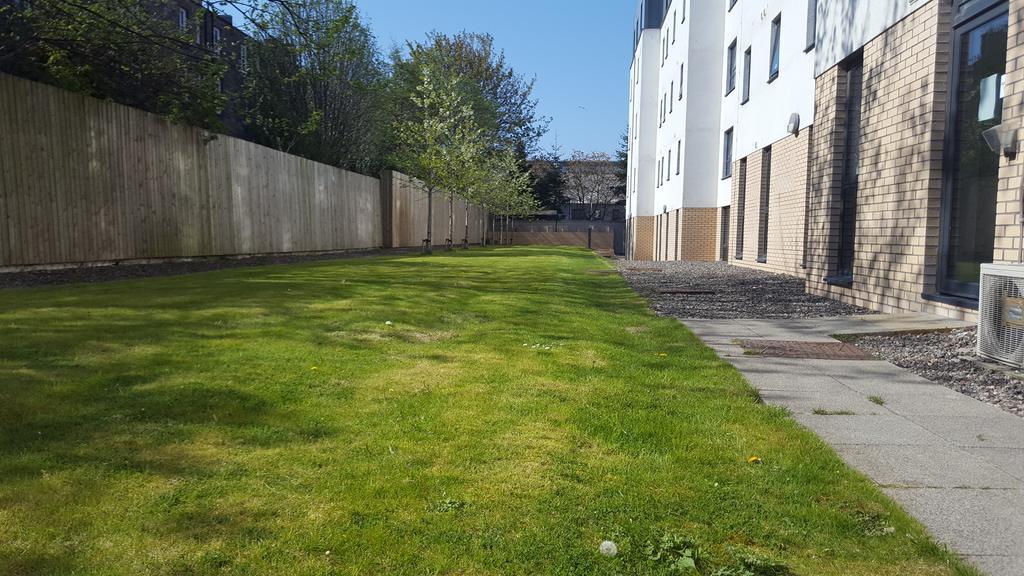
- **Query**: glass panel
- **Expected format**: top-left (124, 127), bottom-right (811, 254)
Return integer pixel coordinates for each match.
top-left (838, 58), bottom-right (863, 278)
top-left (942, 9), bottom-right (1007, 298)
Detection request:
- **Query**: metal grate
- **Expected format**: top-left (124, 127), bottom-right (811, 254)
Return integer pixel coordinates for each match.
top-left (738, 340), bottom-right (874, 360)
top-left (978, 264), bottom-right (1024, 367)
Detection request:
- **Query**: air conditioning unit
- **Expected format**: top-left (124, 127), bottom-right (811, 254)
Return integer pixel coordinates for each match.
top-left (978, 263), bottom-right (1024, 367)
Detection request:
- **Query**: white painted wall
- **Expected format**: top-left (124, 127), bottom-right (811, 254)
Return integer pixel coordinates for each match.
top-left (718, 0), bottom-right (818, 205)
top-left (652, 0), bottom-right (725, 213)
top-left (626, 29), bottom-right (661, 219)
top-left (815, 0), bottom-right (929, 76)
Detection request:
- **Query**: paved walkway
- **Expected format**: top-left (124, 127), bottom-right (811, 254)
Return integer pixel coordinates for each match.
top-left (684, 313), bottom-right (1024, 576)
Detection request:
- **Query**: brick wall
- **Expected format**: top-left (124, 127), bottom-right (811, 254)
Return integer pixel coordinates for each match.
top-left (728, 128), bottom-right (810, 277)
top-left (629, 216), bottom-right (656, 260)
top-left (996, 0), bottom-right (1024, 265)
top-left (646, 207), bottom-right (718, 261)
top-left (681, 208), bottom-right (719, 261)
top-left (804, 0), bottom-right (972, 319)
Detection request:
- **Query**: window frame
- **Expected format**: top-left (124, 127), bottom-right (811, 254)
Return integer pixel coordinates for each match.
top-left (725, 39), bottom-right (737, 96)
top-left (768, 14), bottom-right (781, 83)
top-left (741, 47), bottom-right (752, 104)
top-left (722, 128), bottom-right (734, 180)
top-left (805, 0), bottom-right (817, 51)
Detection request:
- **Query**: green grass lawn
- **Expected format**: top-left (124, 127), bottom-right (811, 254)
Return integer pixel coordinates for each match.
top-left (0, 247), bottom-right (975, 575)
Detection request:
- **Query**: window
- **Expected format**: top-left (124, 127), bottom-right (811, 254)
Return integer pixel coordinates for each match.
top-left (769, 15), bottom-right (781, 82)
top-left (670, 83), bottom-right (674, 113)
top-left (678, 63), bottom-right (684, 99)
top-left (681, 0), bottom-right (686, 22)
top-left (729, 0), bottom-right (738, 11)
top-left (213, 27), bottom-right (221, 45)
top-left (178, 7), bottom-right (187, 31)
top-left (672, 11), bottom-right (677, 43)
top-left (195, 26), bottom-right (201, 45)
top-left (722, 128), bottom-right (734, 179)
top-left (239, 43), bottom-right (247, 66)
top-left (735, 158), bottom-right (747, 259)
top-left (726, 39), bottom-right (737, 95)
top-left (831, 53), bottom-right (863, 283)
top-left (720, 206), bottom-right (731, 261)
top-left (676, 140), bottom-right (681, 174)
top-left (805, 0), bottom-right (817, 51)
top-left (667, 149), bottom-right (672, 181)
top-left (757, 146), bottom-right (772, 263)
top-left (741, 47), bottom-right (752, 103)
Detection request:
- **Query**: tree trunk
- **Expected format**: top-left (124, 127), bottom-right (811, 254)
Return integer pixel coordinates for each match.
top-left (446, 195), bottom-right (454, 251)
top-left (423, 189), bottom-right (434, 254)
top-left (463, 200), bottom-right (470, 249)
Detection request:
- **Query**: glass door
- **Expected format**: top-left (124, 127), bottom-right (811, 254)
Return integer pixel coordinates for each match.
top-left (939, 3), bottom-right (1008, 300)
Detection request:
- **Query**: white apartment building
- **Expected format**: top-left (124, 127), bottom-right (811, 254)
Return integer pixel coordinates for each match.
top-left (629, 0), bottom-right (1024, 321)
top-left (627, 0), bottom-right (726, 261)
top-left (627, 0), bottom-right (818, 264)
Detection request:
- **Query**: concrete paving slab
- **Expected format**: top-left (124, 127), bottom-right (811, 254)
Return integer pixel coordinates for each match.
top-left (761, 389), bottom-right (888, 415)
top-left (882, 487), bottom-right (1024, 557)
top-left (835, 444), bottom-right (1022, 489)
top-left (744, 372), bottom-right (848, 393)
top-left (962, 447), bottom-right (1024, 482)
top-left (880, 391), bottom-right (1009, 418)
top-left (910, 415), bottom-right (1024, 448)
top-left (799, 359), bottom-right (930, 381)
top-left (682, 320), bottom-right (760, 341)
top-left (793, 414), bottom-right (948, 446)
top-left (966, 554), bottom-right (1024, 576)
top-left (679, 312), bottom-right (1024, 574)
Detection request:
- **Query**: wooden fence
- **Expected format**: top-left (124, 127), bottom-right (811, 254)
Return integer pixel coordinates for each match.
top-left (0, 73), bottom-right (486, 268)
top-left (381, 171), bottom-right (486, 249)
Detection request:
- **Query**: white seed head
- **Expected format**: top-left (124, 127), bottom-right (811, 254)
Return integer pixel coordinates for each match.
top-left (599, 540), bottom-right (618, 557)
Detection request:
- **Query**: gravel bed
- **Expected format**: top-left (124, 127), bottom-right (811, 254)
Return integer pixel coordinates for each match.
top-left (855, 327), bottom-right (1024, 417)
top-left (616, 260), bottom-right (872, 319)
top-left (0, 248), bottom-right (419, 289)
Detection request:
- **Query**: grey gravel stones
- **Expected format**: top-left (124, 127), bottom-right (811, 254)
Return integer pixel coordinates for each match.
top-left (615, 260), bottom-right (871, 319)
top-left (856, 328), bottom-right (1024, 418)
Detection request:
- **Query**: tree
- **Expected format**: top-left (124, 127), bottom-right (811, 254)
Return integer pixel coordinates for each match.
top-left (389, 31), bottom-right (548, 158)
top-left (614, 131), bottom-right (629, 198)
top-left (243, 0), bottom-right (389, 175)
top-left (562, 151), bottom-right (622, 221)
top-left (0, 0), bottom-right (228, 129)
top-left (392, 64), bottom-right (484, 254)
top-left (471, 146), bottom-right (535, 246)
top-left (528, 145), bottom-right (565, 212)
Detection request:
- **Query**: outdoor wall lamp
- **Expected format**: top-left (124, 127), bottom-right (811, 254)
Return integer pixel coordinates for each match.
top-left (982, 123), bottom-right (1018, 160)
top-left (786, 113), bottom-right (801, 136)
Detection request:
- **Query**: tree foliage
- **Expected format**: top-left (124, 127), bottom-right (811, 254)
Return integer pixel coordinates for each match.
top-left (0, 0), bottom-right (227, 128)
top-left (242, 0), bottom-right (389, 174)
top-left (391, 64), bottom-right (486, 251)
top-left (562, 151), bottom-right (622, 221)
top-left (389, 31), bottom-right (548, 157)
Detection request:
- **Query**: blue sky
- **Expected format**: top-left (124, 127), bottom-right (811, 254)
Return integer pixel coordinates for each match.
top-left (357, 0), bottom-right (634, 157)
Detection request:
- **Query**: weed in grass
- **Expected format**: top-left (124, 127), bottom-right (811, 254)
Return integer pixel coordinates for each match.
top-left (868, 395), bottom-right (886, 406)
top-left (812, 408), bottom-right (857, 416)
top-left (432, 497), bottom-right (467, 514)
top-left (644, 532), bottom-right (704, 574)
top-left (711, 550), bottom-right (792, 576)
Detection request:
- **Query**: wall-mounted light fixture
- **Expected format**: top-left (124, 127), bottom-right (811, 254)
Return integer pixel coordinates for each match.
top-left (982, 123), bottom-right (1018, 160)
top-left (786, 113), bottom-right (801, 136)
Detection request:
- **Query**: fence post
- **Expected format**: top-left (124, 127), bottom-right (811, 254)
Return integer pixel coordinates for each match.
top-left (587, 227), bottom-right (593, 249)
